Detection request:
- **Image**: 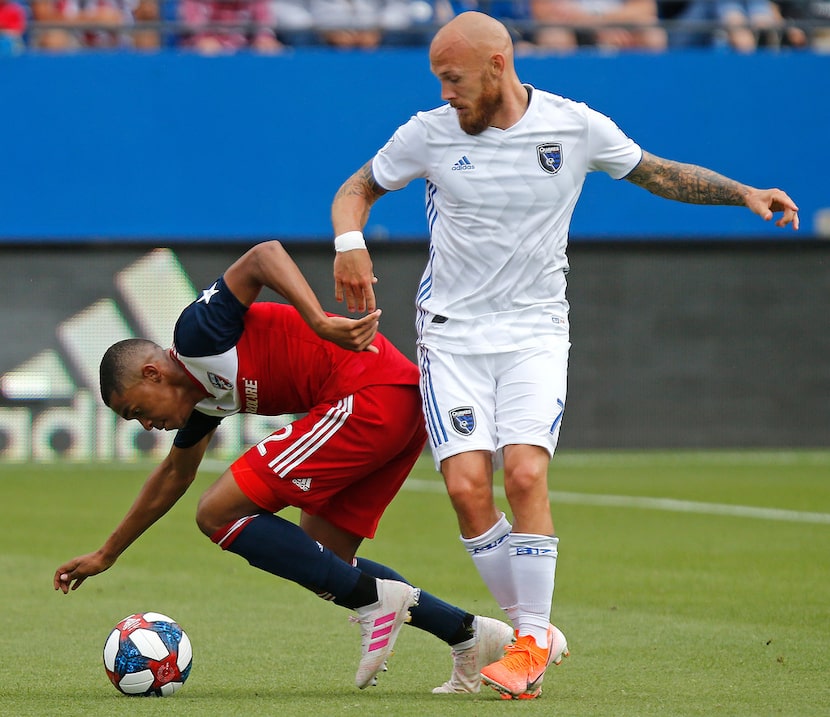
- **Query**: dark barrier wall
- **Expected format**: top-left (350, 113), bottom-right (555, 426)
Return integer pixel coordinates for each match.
top-left (1, 50), bottom-right (828, 241)
top-left (1, 243), bottom-right (827, 454)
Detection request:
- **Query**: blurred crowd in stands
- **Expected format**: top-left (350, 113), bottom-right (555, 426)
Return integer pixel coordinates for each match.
top-left (1, 0), bottom-right (828, 54)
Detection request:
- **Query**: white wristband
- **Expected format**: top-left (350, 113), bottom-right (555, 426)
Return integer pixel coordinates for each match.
top-left (334, 230), bottom-right (367, 252)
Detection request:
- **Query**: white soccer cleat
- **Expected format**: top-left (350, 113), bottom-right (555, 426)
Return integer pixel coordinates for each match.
top-left (432, 616), bottom-right (515, 694)
top-left (366, 660), bottom-right (388, 687)
top-left (353, 579), bottom-right (420, 689)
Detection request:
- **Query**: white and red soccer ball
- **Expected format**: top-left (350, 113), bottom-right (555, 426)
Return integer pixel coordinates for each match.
top-left (103, 612), bottom-right (192, 697)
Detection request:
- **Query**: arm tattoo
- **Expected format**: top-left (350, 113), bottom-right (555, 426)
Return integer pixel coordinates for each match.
top-left (626, 151), bottom-right (749, 206)
top-left (334, 160), bottom-right (388, 204)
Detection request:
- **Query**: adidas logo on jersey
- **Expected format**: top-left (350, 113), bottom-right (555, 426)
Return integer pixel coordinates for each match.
top-left (452, 156), bottom-right (475, 171)
top-left (292, 477), bottom-right (313, 492)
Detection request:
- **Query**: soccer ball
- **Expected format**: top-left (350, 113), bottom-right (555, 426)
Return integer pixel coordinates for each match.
top-left (103, 612), bottom-right (192, 697)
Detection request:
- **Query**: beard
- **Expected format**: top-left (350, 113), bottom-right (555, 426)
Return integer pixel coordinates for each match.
top-left (457, 76), bottom-right (503, 136)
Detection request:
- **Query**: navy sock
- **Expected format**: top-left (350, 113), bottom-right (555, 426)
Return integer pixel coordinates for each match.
top-left (221, 513), bottom-right (376, 609)
top-left (355, 557), bottom-right (473, 645)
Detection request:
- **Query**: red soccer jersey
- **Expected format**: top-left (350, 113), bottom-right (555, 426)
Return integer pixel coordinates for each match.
top-left (170, 277), bottom-right (419, 442)
top-left (173, 276), bottom-right (426, 538)
top-left (234, 302), bottom-right (419, 416)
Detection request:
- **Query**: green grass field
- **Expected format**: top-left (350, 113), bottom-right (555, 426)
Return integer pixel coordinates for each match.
top-left (2, 451), bottom-right (829, 716)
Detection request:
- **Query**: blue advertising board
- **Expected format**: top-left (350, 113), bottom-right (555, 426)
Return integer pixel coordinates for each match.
top-left (0, 50), bottom-right (827, 241)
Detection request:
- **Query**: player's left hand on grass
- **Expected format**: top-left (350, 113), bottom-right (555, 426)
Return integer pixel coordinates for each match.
top-left (317, 310), bottom-right (382, 353)
top-left (54, 551), bottom-right (113, 594)
top-left (746, 187), bottom-right (799, 230)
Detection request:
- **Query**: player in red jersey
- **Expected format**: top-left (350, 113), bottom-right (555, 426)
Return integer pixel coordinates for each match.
top-left (53, 240), bottom-right (513, 693)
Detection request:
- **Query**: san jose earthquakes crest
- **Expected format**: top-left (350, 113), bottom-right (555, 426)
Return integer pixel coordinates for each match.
top-left (450, 406), bottom-right (476, 436)
top-left (537, 143), bottom-right (563, 174)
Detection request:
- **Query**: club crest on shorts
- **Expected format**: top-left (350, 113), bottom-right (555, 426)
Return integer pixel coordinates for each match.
top-left (537, 143), bottom-right (563, 175)
top-left (449, 406), bottom-right (476, 436)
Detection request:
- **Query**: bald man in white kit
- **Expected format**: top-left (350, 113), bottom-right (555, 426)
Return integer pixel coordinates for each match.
top-left (331, 10), bottom-right (799, 700)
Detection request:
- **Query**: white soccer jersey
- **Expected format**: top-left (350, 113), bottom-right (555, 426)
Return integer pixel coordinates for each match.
top-left (372, 85), bottom-right (642, 353)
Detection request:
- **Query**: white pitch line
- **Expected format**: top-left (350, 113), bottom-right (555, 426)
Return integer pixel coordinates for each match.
top-left (202, 452), bottom-right (830, 525)
top-left (402, 479), bottom-right (830, 525)
top-left (552, 450), bottom-right (830, 468)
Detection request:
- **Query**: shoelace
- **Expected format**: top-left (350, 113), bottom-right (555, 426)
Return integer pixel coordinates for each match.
top-left (500, 639), bottom-right (543, 670)
top-left (348, 615), bottom-right (372, 644)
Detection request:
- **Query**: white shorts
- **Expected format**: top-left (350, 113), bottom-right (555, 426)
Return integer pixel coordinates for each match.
top-left (418, 337), bottom-right (570, 469)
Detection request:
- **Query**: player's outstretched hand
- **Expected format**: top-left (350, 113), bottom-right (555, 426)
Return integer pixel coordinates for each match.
top-left (746, 187), bottom-right (799, 230)
top-left (54, 551), bottom-right (113, 594)
top-left (317, 310), bottom-right (381, 353)
top-left (334, 249), bottom-right (377, 313)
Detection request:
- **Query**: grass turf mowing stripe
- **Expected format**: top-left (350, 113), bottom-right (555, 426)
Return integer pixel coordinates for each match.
top-left (401, 478), bottom-right (830, 525)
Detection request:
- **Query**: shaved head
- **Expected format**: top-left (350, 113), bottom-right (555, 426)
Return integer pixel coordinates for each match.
top-left (429, 12), bottom-right (524, 135)
top-left (430, 11), bottom-right (514, 64)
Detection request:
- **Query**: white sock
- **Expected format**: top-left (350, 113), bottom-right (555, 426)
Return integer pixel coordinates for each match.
top-left (460, 513), bottom-right (519, 623)
top-left (509, 533), bottom-right (559, 648)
